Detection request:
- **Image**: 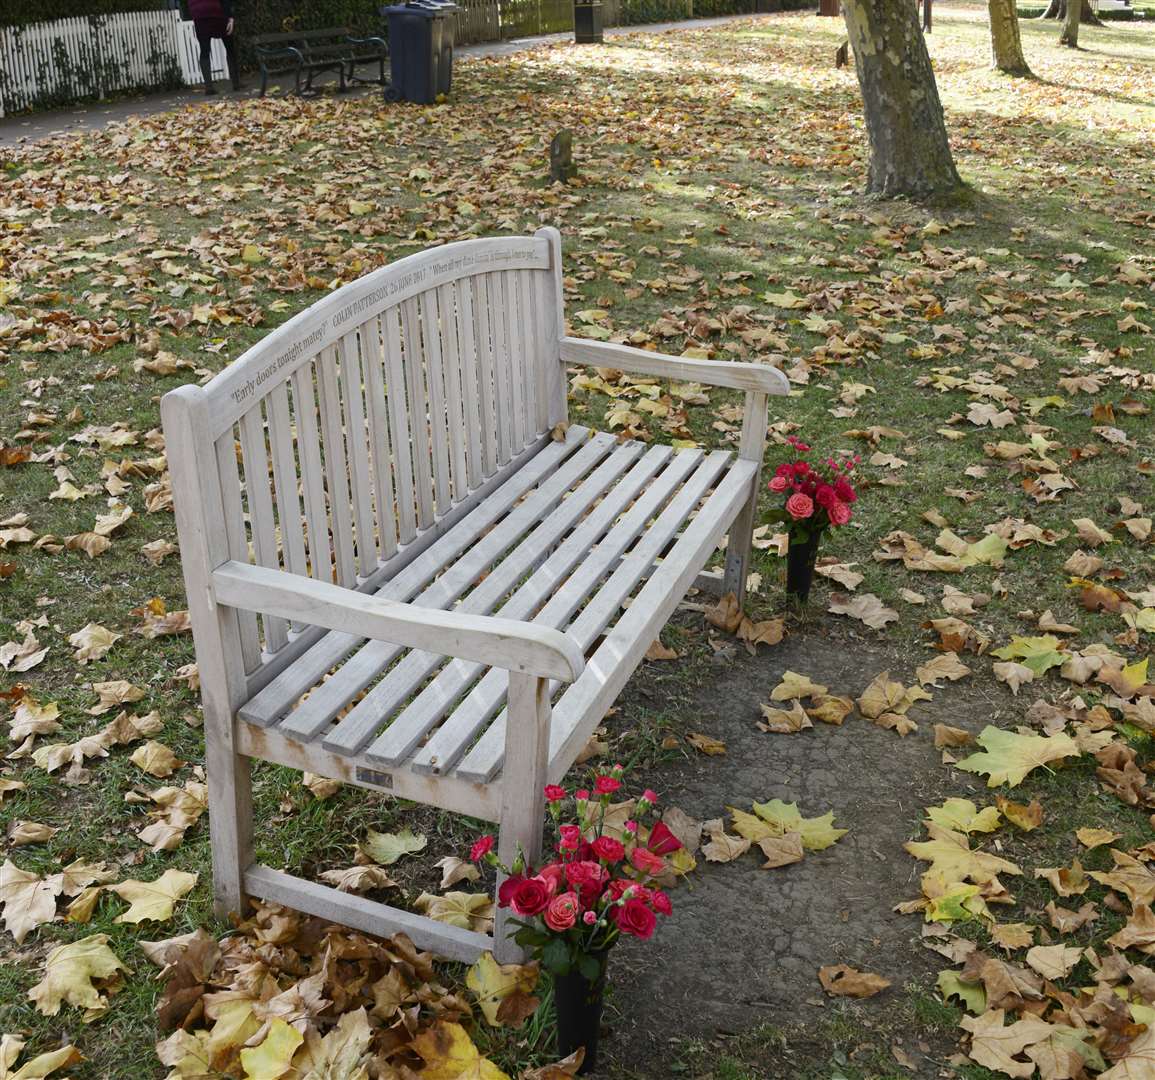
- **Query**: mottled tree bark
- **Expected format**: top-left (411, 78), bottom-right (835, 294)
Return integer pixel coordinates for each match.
top-left (1060, 0), bottom-right (1080, 44)
top-left (841, 0), bottom-right (961, 198)
top-left (1039, 0), bottom-right (1102, 24)
top-left (988, 0), bottom-right (1032, 75)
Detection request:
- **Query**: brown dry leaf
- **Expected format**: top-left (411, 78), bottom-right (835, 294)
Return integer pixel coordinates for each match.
top-left (1088, 850), bottom-right (1155, 906)
top-left (990, 923), bottom-right (1034, 951)
top-left (757, 700), bottom-right (812, 734)
top-left (0, 633), bottom-right (49, 673)
top-left (1034, 859), bottom-right (1089, 898)
top-left (1076, 827), bottom-right (1122, 849)
top-left (1038, 610), bottom-right (1079, 635)
top-left (807, 695), bottom-right (855, 726)
top-left (916, 652), bottom-right (972, 686)
top-left (1072, 517), bottom-right (1115, 547)
top-left (302, 773), bottom-right (341, 799)
top-left (817, 965), bottom-right (890, 998)
top-left (1064, 550), bottom-right (1103, 576)
top-left (129, 741), bottom-right (183, 779)
top-left (769, 671), bottom-right (829, 701)
top-left (1045, 900), bottom-right (1098, 933)
top-left (815, 560), bottom-right (864, 590)
top-left (737, 616), bottom-right (785, 652)
top-left (934, 724), bottom-right (974, 749)
top-left (68, 624), bottom-right (121, 664)
top-left (756, 831), bottom-right (805, 869)
top-left (704, 592), bottom-right (742, 634)
top-left (88, 680), bottom-right (145, 715)
top-left (0, 859), bottom-right (62, 943)
top-left (686, 732), bottom-right (726, 756)
top-left (1106, 904), bottom-right (1155, 954)
top-left (644, 638), bottom-right (680, 661)
top-left (8, 821), bottom-right (58, 846)
top-left (433, 857), bottom-right (481, 890)
top-left (992, 662), bottom-right (1035, 695)
top-left (828, 592), bottom-right (899, 630)
top-left (960, 1009), bottom-right (1055, 1078)
top-left (995, 797), bottom-right (1044, 832)
top-left (138, 781), bottom-right (208, 852)
top-left (318, 865), bottom-right (399, 894)
top-left (141, 539), bottom-right (177, 565)
top-left (701, 822), bottom-right (750, 864)
top-left (1024, 944), bottom-right (1082, 981)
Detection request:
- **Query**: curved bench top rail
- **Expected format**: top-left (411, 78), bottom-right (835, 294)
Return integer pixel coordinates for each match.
top-left (204, 235), bottom-right (552, 440)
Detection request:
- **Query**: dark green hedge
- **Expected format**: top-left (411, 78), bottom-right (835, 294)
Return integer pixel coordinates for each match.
top-left (0, 1), bottom-right (167, 28)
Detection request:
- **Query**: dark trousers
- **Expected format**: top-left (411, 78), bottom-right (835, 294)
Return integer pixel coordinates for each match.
top-left (194, 18), bottom-right (240, 89)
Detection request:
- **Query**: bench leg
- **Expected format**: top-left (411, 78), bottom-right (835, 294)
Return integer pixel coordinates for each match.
top-left (206, 714), bottom-right (255, 921)
top-left (494, 673), bottom-right (550, 963)
top-left (723, 390), bottom-right (769, 608)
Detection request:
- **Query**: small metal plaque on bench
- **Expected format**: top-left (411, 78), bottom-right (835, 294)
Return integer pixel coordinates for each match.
top-left (355, 767), bottom-right (394, 790)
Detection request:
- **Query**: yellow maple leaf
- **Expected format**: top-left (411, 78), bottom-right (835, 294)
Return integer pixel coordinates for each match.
top-left (410, 1021), bottom-right (510, 1080)
top-left (28, 934), bottom-right (129, 1017)
top-left (465, 953), bottom-right (540, 1027)
top-left (239, 1018), bottom-right (303, 1080)
top-left (957, 726), bottom-right (1081, 787)
top-left (111, 869), bottom-right (198, 924)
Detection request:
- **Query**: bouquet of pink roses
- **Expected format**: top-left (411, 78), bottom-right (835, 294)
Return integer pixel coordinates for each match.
top-left (470, 765), bottom-right (680, 980)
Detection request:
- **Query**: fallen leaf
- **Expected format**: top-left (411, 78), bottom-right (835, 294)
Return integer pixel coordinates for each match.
top-left (28, 934), bottom-right (129, 1017)
top-left (686, 731), bottom-right (726, 755)
top-left (110, 869), bottom-right (198, 924)
top-left (358, 828), bottom-right (428, 866)
top-left (818, 965), bottom-right (890, 998)
top-left (828, 592), bottom-right (899, 629)
top-left (957, 727), bottom-right (1081, 787)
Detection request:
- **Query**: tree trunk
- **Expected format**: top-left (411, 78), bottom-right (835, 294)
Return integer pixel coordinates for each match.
top-left (1040, 0), bottom-right (1102, 23)
top-left (988, 0), bottom-right (1032, 75)
top-left (841, 0), bottom-right (961, 198)
top-left (1060, 0), bottom-right (1080, 45)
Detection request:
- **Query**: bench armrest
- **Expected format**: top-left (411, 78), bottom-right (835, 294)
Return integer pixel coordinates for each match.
top-left (560, 336), bottom-right (789, 396)
top-left (347, 34), bottom-right (386, 50)
top-left (211, 561), bottom-right (586, 683)
top-left (256, 44), bottom-right (304, 62)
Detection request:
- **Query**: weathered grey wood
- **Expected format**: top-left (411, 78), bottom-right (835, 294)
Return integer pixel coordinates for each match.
top-left (723, 390), bottom-right (769, 604)
top-left (245, 865), bottom-right (491, 964)
top-left (163, 232), bottom-right (791, 961)
top-left (238, 431), bottom-right (574, 726)
top-left (316, 347), bottom-right (357, 587)
top-left (234, 722), bottom-right (501, 821)
top-left (383, 307), bottom-right (417, 545)
top-left (213, 561), bottom-right (586, 682)
top-left (214, 431), bottom-right (262, 671)
top-left (471, 275), bottom-right (499, 478)
top-left (289, 365), bottom-right (333, 585)
top-left (452, 278), bottom-right (485, 491)
top-left (547, 460), bottom-right (758, 777)
top-left (205, 235), bottom-right (551, 438)
top-left (401, 444), bottom-right (679, 776)
top-left (338, 331), bottom-right (377, 578)
top-left (420, 289), bottom-right (453, 517)
top-left (359, 319), bottom-right (399, 563)
top-left (494, 672), bottom-right (549, 963)
top-left (503, 270), bottom-right (528, 451)
top-left (401, 296), bottom-right (435, 531)
top-left (316, 434), bottom-right (615, 753)
top-left (266, 383), bottom-right (308, 582)
top-left (162, 386), bottom-right (254, 921)
top-left (237, 406), bottom-right (287, 653)
top-left (537, 227), bottom-right (569, 429)
top-left (488, 272), bottom-right (513, 467)
top-left (359, 441), bottom-right (647, 768)
top-left (453, 450), bottom-right (731, 783)
top-left (436, 283), bottom-right (469, 503)
top-left (560, 337), bottom-right (791, 396)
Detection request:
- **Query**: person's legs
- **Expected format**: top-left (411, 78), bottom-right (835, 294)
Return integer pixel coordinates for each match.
top-left (195, 22), bottom-right (216, 94)
top-left (222, 32), bottom-right (242, 90)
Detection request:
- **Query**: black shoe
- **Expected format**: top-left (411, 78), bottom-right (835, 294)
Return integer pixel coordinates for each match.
top-left (205, 85), bottom-right (217, 96)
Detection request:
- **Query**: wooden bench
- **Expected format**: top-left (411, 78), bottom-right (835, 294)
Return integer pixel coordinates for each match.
top-left (161, 230), bottom-right (788, 963)
top-left (252, 28), bottom-right (387, 97)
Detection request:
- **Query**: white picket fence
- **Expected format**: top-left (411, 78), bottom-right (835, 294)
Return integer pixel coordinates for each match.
top-left (0, 9), bottom-right (227, 117)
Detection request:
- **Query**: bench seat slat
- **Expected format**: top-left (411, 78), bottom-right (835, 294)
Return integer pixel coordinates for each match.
top-left (309, 432), bottom-right (616, 751)
top-left (450, 449), bottom-right (735, 783)
top-left (237, 427), bottom-right (589, 727)
top-left (354, 440), bottom-right (651, 767)
top-left (385, 444), bottom-right (681, 774)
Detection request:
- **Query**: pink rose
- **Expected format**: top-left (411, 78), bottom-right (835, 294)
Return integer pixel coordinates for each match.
top-left (538, 863), bottom-right (565, 893)
top-left (470, 835), bottom-right (494, 862)
top-left (768, 475), bottom-right (789, 493)
top-left (641, 789), bottom-right (658, 805)
top-left (543, 784), bottom-right (567, 802)
top-left (785, 493), bottom-right (814, 520)
top-left (629, 847), bottom-right (666, 876)
top-left (828, 501), bottom-right (852, 527)
top-left (613, 898), bottom-right (657, 940)
top-left (565, 859), bottom-right (607, 895)
top-left (591, 836), bottom-right (625, 864)
top-left (583, 910), bottom-right (597, 925)
top-left (558, 825), bottom-right (582, 852)
top-left (624, 820), bottom-right (639, 834)
top-left (593, 775), bottom-right (621, 796)
top-left (574, 789), bottom-right (590, 801)
top-left (651, 890), bottom-right (672, 915)
top-left (498, 874), bottom-right (524, 907)
top-left (544, 891), bottom-right (580, 931)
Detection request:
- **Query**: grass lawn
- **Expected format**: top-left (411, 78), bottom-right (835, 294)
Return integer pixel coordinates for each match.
top-left (1, 3), bottom-right (1153, 1077)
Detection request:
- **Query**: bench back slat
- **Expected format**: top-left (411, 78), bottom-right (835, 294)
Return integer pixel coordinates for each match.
top-left (175, 233), bottom-right (564, 667)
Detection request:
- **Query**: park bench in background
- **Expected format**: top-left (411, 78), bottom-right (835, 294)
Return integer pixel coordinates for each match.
top-left (252, 28), bottom-right (387, 96)
top-left (162, 229), bottom-right (788, 963)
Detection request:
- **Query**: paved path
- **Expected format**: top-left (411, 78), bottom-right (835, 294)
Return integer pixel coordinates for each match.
top-left (0, 13), bottom-right (777, 149)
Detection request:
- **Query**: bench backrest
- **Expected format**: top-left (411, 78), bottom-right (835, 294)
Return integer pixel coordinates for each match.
top-left (162, 230), bottom-right (567, 678)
